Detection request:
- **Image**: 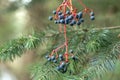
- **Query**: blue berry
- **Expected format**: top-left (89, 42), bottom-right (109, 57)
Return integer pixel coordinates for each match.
top-left (59, 14), bottom-right (64, 19)
top-left (77, 21), bottom-right (81, 25)
top-left (65, 18), bottom-right (69, 24)
top-left (71, 56), bottom-right (78, 60)
top-left (68, 15), bottom-right (74, 20)
top-left (90, 16), bottom-right (95, 20)
top-left (47, 58), bottom-right (51, 61)
top-left (69, 50), bottom-right (73, 53)
top-left (53, 60), bottom-right (57, 63)
top-left (80, 18), bottom-right (84, 22)
top-left (59, 54), bottom-right (63, 58)
top-left (59, 62), bottom-right (65, 69)
top-left (70, 22), bottom-right (74, 26)
top-left (90, 12), bottom-right (94, 16)
top-left (51, 56), bottom-right (55, 60)
top-left (58, 11), bottom-right (62, 15)
top-left (53, 10), bottom-right (56, 14)
top-left (57, 20), bottom-right (60, 24)
top-left (56, 66), bottom-right (61, 71)
top-left (78, 12), bottom-right (83, 19)
top-left (71, 20), bottom-right (76, 24)
top-left (49, 16), bottom-right (53, 20)
top-left (76, 14), bottom-right (79, 19)
top-left (60, 19), bottom-right (65, 24)
top-left (59, 57), bottom-right (64, 61)
top-left (66, 10), bottom-right (70, 14)
top-left (45, 55), bottom-right (49, 59)
top-left (54, 20), bottom-right (57, 24)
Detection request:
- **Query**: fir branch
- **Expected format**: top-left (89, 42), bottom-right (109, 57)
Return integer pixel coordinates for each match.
top-left (0, 33), bottom-right (44, 61)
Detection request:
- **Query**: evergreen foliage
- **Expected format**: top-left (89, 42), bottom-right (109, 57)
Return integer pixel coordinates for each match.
top-left (0, 25), bottom-right (120, 80)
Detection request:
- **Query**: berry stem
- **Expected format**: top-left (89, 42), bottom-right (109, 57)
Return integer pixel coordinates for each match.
top-left (63, 3), bottom-right (69, 62)
top-left (77, 0), bottom-right (87, 8)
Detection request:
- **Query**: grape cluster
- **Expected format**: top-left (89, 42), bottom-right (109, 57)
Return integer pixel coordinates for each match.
top-left (45, 50), bottom-right (78, 73)
top-left (49, 10), bottom-right (95, 26)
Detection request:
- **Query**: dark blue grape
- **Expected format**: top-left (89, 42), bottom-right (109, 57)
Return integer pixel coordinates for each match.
top-left (48, 16), bottom-right (53, 20)
top-left (90, 16), bottom-right (95, 20)
top-left (53, 10), bottom-right (56, 14)
top-left (90, 12), bottom-right (94, 16)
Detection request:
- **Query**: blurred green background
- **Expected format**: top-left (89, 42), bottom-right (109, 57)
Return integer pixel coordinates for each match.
top-left (0, 0), bottom-right (120, 80)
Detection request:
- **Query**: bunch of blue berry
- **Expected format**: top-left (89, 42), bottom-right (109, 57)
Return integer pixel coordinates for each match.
top-left (45, 50), bottom-right (78, 73)
top-left (49, 10), bottom-right (95, 26)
